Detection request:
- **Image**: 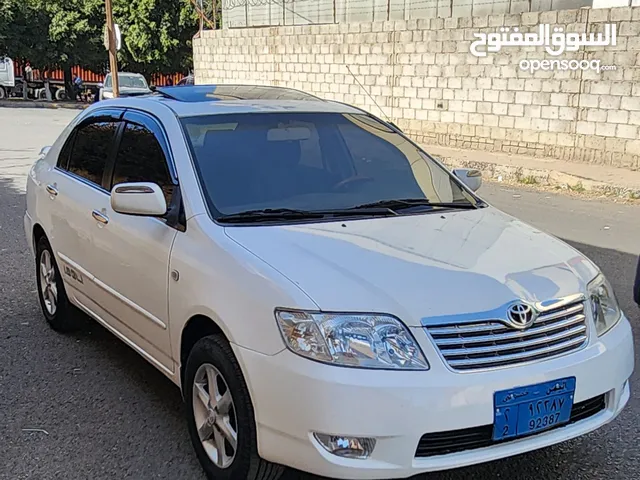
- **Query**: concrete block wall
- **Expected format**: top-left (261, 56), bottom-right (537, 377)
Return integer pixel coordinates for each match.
top-left (195, 6), bottom-right (640, 169)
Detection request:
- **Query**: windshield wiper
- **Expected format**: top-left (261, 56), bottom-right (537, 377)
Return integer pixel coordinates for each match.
top-left (352, 198), bottom-right (478, 211)
top-left (217, 207), bottom-right (397, 223)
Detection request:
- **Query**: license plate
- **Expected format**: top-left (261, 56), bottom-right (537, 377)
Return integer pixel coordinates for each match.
top-left (493, 377), bottom-right (575, 441)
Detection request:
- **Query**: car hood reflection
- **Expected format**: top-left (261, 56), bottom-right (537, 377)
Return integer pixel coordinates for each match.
top-left (224, 207), bottom-right (600, 326)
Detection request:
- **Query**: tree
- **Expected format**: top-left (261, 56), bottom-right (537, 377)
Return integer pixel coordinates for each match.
top-left (45, 0), bottom-right (108, 70)
top-left (0, 0), bottom-right (57, 69)
top-left (0, 0), bottom-right (200, 91)
top-left (113, 0), bottom-right (199, 77)
top-left (0, 0), bottom-right (107, 95)
top-left (42, 0), bottom-right (109, 94)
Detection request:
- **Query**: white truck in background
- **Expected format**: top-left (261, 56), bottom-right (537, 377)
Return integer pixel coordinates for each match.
top-left (0, 57), bottom-right (82, 101)
top-left (0, 57), bottom-right (16, 99)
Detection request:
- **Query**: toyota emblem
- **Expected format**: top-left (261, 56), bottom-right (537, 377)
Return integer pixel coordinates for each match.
top-left (506, 302), bottom-right (537, 329)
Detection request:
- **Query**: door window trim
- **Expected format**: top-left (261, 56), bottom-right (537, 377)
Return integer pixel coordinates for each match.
top-left (106, 109), bottom-right (185, 232)
top-left (56, 130), bottom-right (75, 171)
top-left (55, 108), bottom-right (125, 193)
top-left (120, 109), bottom-right (179, 183)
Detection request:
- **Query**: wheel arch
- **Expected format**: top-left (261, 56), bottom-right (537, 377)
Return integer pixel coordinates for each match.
top-left (32, 223), bottom-right (47, 250)
top-left (179, 314), bottom-right (228, 391)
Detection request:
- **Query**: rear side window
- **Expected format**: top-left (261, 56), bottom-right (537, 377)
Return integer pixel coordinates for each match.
top-left (111, 122), bottom-right (174, 204)
top-left (67, 121), bottom-right (118, 186)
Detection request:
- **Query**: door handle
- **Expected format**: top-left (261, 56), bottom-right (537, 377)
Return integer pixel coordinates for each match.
top-left (91, 210), bottom-right (109, 225)
top-left (46, 184), bottom-right (58, 196)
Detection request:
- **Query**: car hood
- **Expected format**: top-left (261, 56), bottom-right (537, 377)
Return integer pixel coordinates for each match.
top-left (224, 207), bottom-right (600, 326)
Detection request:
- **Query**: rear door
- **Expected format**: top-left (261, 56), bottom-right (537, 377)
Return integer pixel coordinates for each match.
top-left (83, 110), bottom-right (179, 374)
top-left (48, 109), bottom-right (123, 305)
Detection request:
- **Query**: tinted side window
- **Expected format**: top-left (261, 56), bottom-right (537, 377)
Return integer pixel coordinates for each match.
top-left (67, 121), bottom-right (118, 186)
top-left (57, 131), bottom-right (76, 170)
top-left (111, 122), bottom-right (174, 204)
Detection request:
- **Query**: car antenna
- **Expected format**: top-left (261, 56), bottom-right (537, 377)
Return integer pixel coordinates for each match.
top-left (345, 64), bottom-right (393, 124)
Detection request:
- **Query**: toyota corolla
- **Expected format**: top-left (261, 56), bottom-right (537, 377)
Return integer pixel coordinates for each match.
top-left (24, 85), bottom-right (634, 480)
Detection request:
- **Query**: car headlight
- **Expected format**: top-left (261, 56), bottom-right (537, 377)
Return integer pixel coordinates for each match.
top-left (275, 310), bottom-right (429, 370)
top-left (588, 274), bottom-right (621, 336)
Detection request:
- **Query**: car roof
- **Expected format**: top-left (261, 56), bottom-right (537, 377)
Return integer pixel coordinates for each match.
top-left (101, 84), bottom-right (364, 117)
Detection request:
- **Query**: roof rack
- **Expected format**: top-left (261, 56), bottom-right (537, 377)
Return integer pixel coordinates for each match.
top-left (155, 84), bottom-right (324, 103)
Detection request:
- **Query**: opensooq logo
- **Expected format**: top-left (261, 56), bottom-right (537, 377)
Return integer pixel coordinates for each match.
top-left (469, 24), bottom-right (617, 57)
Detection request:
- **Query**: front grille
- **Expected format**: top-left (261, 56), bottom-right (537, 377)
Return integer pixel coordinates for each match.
top-left (426, 296), bottom-right (588, 371)
top-left (415, 394), bottom-right (606, 458)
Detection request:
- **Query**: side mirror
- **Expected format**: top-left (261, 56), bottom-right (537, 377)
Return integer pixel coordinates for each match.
top-left (110, 182), bottom-right (167, 216)
top-left (97, 83), bottom-right (103, 88)
top-left (39, 146), bottom-right (51, 158)
top-left (453, 168), bottom-right (482, 192)
top-left (149, 85), bottom-right (156, 92)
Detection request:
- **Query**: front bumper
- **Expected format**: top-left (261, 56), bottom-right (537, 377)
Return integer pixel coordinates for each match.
top-left (233, 315), bottom-right (634, 479)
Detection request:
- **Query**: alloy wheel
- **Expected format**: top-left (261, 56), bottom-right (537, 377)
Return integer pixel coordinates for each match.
top-left (39, 250), bottom-right (58, 316)
top-left (192, 363), bottom-right (238, 469)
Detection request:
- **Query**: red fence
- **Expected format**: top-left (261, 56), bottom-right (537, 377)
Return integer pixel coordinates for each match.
top-left (14, 63), bottom-right (186, 86)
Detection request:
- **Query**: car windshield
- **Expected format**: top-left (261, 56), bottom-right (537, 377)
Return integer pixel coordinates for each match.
top-left (105, 74), bottom-right (148, 89)
top-left (180, 112), bottom-right (478, 220)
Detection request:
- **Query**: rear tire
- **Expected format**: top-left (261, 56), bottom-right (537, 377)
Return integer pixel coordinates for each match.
top-left (184, 335), bottom-right (285, 480)
top-left (0, 86), bottom-right (5, 99)
top-left (35, 236), bottom-right (83, 333)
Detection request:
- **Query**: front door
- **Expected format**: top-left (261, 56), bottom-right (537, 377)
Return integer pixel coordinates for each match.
top-left (84, 110), bottom-right (179, 375)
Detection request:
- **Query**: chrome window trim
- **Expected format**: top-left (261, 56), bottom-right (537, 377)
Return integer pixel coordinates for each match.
top-left (53, 166), bottom-right (111, 196)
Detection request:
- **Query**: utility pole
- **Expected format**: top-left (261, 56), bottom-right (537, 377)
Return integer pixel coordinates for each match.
top-left (105, 0), bottom-right (120, 97)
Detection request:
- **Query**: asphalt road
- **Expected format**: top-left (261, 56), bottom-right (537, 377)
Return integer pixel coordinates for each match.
top-left (1, 108), bottom-right (639, 480)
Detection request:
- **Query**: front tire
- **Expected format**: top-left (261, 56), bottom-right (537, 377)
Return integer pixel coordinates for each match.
top-left (184, 335), bottom-right (284, 480)
top-left (35, 236), bottom-right (82, 332)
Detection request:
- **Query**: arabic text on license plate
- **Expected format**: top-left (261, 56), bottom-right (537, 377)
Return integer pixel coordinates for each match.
top-left (493, 377), bottom-right (576, 441)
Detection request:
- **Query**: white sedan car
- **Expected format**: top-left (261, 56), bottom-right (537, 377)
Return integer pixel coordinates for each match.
top-left (24, 85), bottom-right (633, 480)
top-left (99, 72), bottom-right (151, 100)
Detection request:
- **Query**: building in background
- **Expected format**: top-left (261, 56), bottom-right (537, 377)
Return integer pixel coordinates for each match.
top-left (221, 0), bottom-right (635, 28)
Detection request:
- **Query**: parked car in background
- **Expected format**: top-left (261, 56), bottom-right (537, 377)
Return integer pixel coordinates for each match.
top-left (99, 72), bottom-right (151, 100)
top-left (24, 85), bottom-right (634, 480)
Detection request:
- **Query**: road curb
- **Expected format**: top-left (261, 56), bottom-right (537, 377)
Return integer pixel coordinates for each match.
top-left (437, 155), bottom-right (640, 200)
top-left (0, 100), bottom-right (88, 110)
